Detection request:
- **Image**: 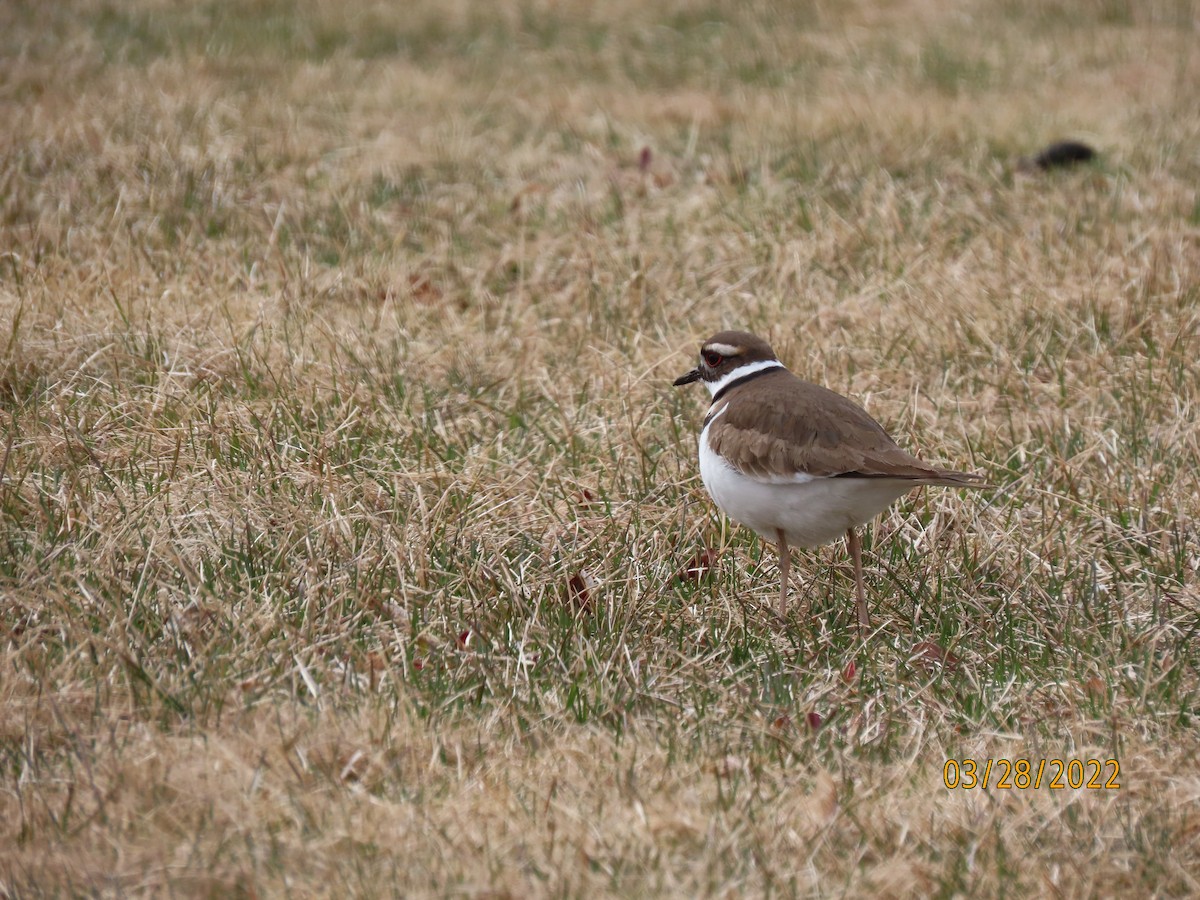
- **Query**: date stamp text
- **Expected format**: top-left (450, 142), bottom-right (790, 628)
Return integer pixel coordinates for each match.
top-left (943, 758), bottom-right (1120, 790)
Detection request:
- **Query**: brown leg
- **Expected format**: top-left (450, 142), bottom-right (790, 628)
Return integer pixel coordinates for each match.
top-left (776, 529), bottom-right (790, 618)
top-left (847, 527), bottom-right (870, 633)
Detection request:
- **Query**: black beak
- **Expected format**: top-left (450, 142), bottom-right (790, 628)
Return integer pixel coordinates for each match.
top-left (673, 368), bottom-right (701, 387)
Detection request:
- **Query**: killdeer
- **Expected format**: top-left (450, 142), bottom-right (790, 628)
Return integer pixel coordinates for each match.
top-left (674, 330), bottom-right (985, 631)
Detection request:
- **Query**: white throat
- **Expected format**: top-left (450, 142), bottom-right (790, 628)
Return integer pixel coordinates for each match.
top-left (705, 359), bottom-right (784, 397)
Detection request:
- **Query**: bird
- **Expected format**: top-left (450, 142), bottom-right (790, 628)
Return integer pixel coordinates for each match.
top-left (1018, 140), bottom-right (1097, 172)
top-left (673, 330), bottom-right (986, 631)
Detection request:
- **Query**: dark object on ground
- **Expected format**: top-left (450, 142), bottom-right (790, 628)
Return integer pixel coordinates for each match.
top-left (1023, 140), bottom-right (1098, 171)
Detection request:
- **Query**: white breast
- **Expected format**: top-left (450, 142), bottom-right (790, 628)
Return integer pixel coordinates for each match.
top-left (697, 417), bottom-right (916, 548)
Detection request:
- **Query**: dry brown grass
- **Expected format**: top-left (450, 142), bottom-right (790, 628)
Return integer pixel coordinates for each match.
top-left (3, 0), bottom-right (1200, 895)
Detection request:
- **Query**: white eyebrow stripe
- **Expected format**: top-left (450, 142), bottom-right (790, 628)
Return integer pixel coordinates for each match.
top-left (704, 359), bottom-right (784, 397)
top-left (705, 342), bottom-right (743, 357)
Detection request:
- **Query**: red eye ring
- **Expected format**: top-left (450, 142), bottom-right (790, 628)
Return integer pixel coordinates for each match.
top-left (702, 350), bottom-right (723, 367)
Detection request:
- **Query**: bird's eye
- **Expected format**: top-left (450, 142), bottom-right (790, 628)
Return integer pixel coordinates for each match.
top-left (702, 350), bottom-right (723, 367)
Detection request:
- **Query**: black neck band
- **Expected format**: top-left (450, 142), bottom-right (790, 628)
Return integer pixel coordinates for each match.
top-left (710, 365), bottom-right (779, 404)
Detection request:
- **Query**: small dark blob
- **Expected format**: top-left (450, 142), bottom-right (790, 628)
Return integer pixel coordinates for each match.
top-left (1030, 140), bottom-right (1097, 170)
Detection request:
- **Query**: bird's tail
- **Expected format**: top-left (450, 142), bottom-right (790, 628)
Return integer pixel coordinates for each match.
top-left (921, 469), bottom-right (992, 489)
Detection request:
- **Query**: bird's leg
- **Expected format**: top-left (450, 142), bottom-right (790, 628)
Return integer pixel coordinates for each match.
top-left (775, 529), bottom-right (790, 618)
top-left (847, 527), bottom-right (869, 633)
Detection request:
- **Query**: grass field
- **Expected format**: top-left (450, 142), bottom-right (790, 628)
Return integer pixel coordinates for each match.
top-left (3, 0), bottom-right (1200, 895)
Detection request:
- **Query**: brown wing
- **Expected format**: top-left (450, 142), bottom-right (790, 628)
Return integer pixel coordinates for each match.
top-left (707, 370), bottom-right (982, 485)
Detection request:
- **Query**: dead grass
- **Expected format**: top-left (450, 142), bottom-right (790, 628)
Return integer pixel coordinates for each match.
top-left (3, 0), bottom-right (1200, 895)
